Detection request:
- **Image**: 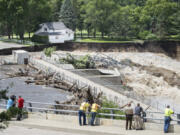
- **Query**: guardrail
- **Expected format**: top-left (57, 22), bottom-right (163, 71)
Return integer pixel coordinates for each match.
top-left (0, 100), bottom-right (180, 124)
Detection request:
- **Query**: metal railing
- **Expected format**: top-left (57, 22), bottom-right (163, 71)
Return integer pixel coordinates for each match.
top-left (1, 100), bottom-right (180, 124)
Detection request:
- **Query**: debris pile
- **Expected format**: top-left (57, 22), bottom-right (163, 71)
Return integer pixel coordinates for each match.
top-left (4, 65), bottom-right (103, 109)
top-left (54, 51), bottom-right (180, 109)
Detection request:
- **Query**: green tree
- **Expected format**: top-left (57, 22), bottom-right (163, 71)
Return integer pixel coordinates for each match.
top-left (140, 0), bottom-right (178, 39)
top-left (13, 0), bottom-right (29, 40)
top-left (26, 0), bottom-right (53, 38)
top-left (52, 0), bottom-right (64, 21)
top-left (109, 6), bottom-right (135, 39)
top-left (59, 0), bottom-right (76, 30)
top-left (0, 0), bottom-right (14, 39)
top-left (84, 0), bottom-right (116, 38)
top-left (73, 0), bottom-right (85, 38)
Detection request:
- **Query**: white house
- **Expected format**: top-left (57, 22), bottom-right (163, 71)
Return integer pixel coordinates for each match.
top-left (34, 22), bottom-right (74, 43)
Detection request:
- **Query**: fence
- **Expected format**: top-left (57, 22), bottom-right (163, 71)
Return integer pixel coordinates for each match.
top-left (0, 100), bottom-right (180, 124)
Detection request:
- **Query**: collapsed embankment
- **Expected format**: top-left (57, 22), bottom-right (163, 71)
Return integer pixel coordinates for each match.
top-left (48, 51), bottom-right (180, 112)
top-left (0, 41), bottom-right (180, 60)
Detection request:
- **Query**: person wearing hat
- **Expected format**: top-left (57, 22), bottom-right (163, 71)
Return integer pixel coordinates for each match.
top-left (164, 105), bottom-right (174, 133)
top-left (120, 101), bottom-right (133, 130)
top-left (90, 101), bottom-right (101, 126)
top-left (78, 99), bottom-right (90, 126)
top-left (124, 103), bottom-right (134, 130)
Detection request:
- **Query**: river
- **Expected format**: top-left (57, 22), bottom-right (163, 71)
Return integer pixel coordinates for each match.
top-left (0, 65), bottom-right (71, 106)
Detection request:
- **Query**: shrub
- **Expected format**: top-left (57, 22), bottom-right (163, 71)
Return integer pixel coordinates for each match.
top-left (0, 90), bottom-right (8, 100)
top-left (138, 31), bottom-right (151, 39)
top-left (60, 54), bottom-right (95, 69)
top-left (0, 111), bottom-right (11, 121)
top-left (43, 47), bottom-right (56, 57)
top-left (6, 107), bottom-right (19, 118)
top-left (31, 35), bottom-right (49, 44)
top-left (145, 33), bottom-right (158, 40)
top-left (0, 107), bottom-right (28, 122)
top-left (97, 98), bottom-right (125, 120)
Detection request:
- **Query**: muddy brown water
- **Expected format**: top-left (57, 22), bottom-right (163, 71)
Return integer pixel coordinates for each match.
top-left (0, 65), bottom-right (71, 108)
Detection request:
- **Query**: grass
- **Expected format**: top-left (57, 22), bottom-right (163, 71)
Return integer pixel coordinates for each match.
top-left (0, 33), bottom-right (44, 46)
top-left (76, 38), bottom-right (144, 44)
top-left (1, 33), bottom-right (34, 39)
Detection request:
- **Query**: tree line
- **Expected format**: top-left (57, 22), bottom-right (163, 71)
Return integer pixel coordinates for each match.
top-left (0, 0), bottom-right (180, 40)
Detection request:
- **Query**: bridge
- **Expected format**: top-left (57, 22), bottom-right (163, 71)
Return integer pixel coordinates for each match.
top-left (1, 100), bottom-right (180, 135)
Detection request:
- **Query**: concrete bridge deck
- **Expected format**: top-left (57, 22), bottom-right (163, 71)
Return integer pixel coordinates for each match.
top-left (1, 112), bottom-right (179, 135)
top-left (5, 117), bottom-right (179, 135)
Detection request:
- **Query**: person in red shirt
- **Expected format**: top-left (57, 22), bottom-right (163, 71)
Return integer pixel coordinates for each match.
top-left (18, 96), bottom-right (24, 109)
top-left (17, 96), bottom-right (24, 121)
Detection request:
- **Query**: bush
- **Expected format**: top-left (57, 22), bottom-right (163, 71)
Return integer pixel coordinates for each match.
top-left (0, 107), bottom-right (27, 122)
top-left (0, 90), bottom-right (8, 100)
top-left (0, 111), bottom-right (11, 121)
top-left (145, 33), bottom-right (158, 40)
top-left (31, 34), bottom-right (49, 44)
top-left (97, 98), bottom-right (125, 120)
top-left (6, 107), bottom-right (19, 118)
top-left (43, 47), bottom-right (56, 57)
top-left (60, 54), bottom-right (95, 69)
top-left (138, 31), bottom-right (151, 39)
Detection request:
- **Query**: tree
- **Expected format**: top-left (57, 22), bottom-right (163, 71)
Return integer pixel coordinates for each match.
top-left (26, 0), bottom-right (53, 39)
top-left (140, 0), bottom-right (178, 39)
top-left (0, 0), bottom-right (14, 39)
top-left (13, 0), bottom-right (29, 40)
top-left (109, 6), bottom-right (135, 39)
top-left (59, 0), bottom-right (76, 30)
top-left (52, 0), bottom-right (64, 21)
top-left (84, 0), bottom-right (116, 38)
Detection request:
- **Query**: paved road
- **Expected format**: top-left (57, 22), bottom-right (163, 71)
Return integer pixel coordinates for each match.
top-left (7, 118), bottom-right (179, 135)
top-left (0, 41), bottom-right (24, 50)
top-left (0, 126), bottom-right (88, 135)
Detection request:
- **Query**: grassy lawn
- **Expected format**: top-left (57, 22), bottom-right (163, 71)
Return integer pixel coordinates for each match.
top-left (1, 33), bottom-right (34, 39)
top-left (0, 33), bottom-right (43, 46)
top-left (76, 38), bottom-right (144, 44)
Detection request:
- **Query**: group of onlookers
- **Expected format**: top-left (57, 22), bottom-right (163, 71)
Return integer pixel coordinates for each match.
top-left (78, 100), bottom-right (174, 133)
top-left (119, 102), bottom-right (144, 130)
top-left (78, 100), bottom-right (144, 130)
top-left (5, 96), bottom-right (174, 133)
top-left (6, 95), bottom-right (24, 120)
top-left (78, 99), bottom-right (100, 126)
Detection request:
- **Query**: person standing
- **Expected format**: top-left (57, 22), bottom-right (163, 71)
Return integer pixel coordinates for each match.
top-left (90, 101), bottom-right (100, 126)
top-left (164, 105), bottom-right (174, 133)
top-left (120, 101), bottom-right (133, 130)
top-left (124, 103), bottom-right (134, 130)
top-left (17, 96), bottom-right (24, 121)
top-left (11, 95), bottom-right (16, 107)
top-left (134, 103), bottom-right (143, 130)
top-left (6, 96), bottom-right (14, 110)
top-left (78, 99), bottom-right (90, 126)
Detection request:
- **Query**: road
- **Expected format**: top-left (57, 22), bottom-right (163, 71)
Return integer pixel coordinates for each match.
top-left (0, 41), bottom-right (24, 50)
top-left (0, 126), bottom-right (89, 135)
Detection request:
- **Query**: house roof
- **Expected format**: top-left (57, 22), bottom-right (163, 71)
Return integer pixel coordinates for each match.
top-left (43, 22), bottom-right (67, 30)
top-left (35, 22), bottom-right (74, 36)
